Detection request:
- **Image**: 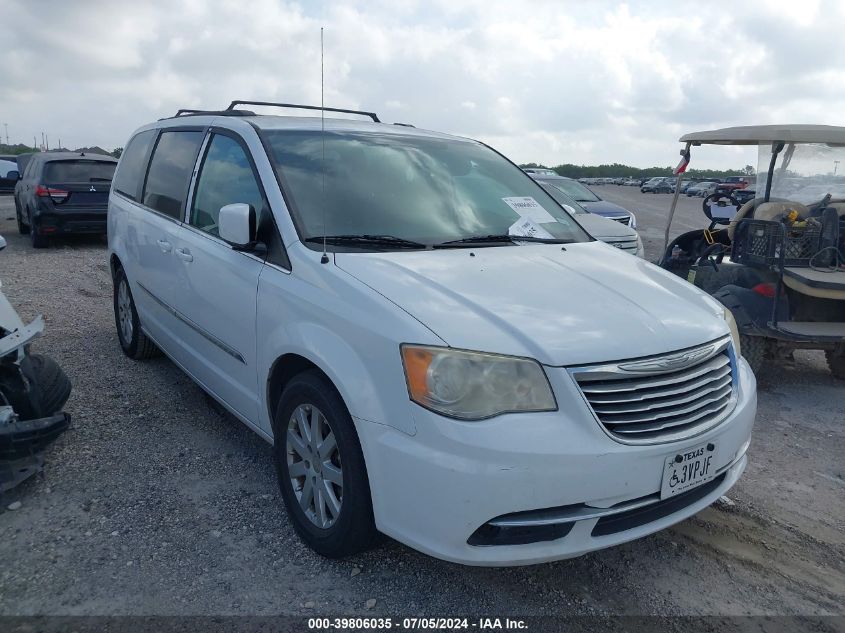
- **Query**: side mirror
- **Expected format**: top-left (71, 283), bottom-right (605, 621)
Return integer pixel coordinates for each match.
top-left (7, 171), bottom-right (19, 181)
top-left (0, 235), bottom-right (7, 251)
top-left (218, 203), bottom-right (256, 248)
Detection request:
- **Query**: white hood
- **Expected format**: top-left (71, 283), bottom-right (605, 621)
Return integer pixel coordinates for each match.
top-left (335, 241), bottom-right (728, 366)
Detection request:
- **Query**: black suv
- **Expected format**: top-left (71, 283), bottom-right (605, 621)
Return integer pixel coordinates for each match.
top-left (13, 152), bottom-right (118, 247)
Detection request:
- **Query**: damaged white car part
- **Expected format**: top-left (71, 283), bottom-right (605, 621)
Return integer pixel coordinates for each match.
top-left (0, 236), bottom-right (72, 492)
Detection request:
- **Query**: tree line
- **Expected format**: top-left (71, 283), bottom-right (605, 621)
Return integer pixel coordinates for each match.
top-left (520, 162), bottom-right (755, 180)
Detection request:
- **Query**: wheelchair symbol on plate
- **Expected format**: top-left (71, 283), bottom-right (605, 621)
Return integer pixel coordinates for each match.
top-left (669, 471), bottom-right (680, 488)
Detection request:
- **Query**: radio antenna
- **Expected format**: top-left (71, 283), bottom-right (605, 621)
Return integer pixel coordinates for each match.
top-left (319, 27), bottom-right (329, 264)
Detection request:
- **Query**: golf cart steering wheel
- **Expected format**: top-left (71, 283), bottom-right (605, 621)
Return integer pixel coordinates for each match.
top-left (696, 242), bottom-right (725, 271)
top-left (702, 192), bottom-right (740, 225)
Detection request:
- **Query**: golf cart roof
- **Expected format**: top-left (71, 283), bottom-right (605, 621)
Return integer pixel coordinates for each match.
top-left (680, 125), bottom-right (845, 146)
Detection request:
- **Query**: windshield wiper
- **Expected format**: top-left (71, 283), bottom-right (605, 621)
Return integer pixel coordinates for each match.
top-left (434, 234), bottom-right (575, 248)
top-left (89, 177), bottom-right (113, 182)
top-left (304, 234), bottom-right (428, 249)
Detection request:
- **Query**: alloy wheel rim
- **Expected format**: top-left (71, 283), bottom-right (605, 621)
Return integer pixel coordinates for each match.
top-left (117, 279), bottom-right (134, 343)
top-left (286, 403), bottom-right (343, 529)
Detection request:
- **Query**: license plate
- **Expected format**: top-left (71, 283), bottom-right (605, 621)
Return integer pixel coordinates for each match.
top-left (661, 442), bottom-right (717, 498)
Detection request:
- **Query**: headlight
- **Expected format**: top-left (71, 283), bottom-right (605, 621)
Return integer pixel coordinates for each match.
top-left (635, 235), bottom-right (645, 258)
top-left (722, 307), bottom-right (742, 358)
top-left (400, 345), bottom-right (556, 420)
top-left (628, 213), bottom-right (637, 229)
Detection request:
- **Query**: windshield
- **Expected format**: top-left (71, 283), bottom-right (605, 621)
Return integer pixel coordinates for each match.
top-left (265, 131), bottom-right (590, 249)
top-left (757, 142), bottom-right (845, 204)
top-left (43, 160), bottom-right (116, 182)
top-left (536, 182), bottom-right (587, 213)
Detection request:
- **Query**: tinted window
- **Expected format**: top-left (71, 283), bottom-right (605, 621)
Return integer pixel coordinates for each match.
top-left (114, 130), bottom-right (156, 200)
top-left (43, 160), bottom-right (116, 183)
top-left (265, 131), bottom-right (589, 248)
top-left (190, 134), bottom-right (264, 236)
top-left (143, 131), bottom-right (204, 219)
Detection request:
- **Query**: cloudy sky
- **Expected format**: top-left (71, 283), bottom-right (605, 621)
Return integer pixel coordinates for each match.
top-left (2, 0), bottom-right (842, 169)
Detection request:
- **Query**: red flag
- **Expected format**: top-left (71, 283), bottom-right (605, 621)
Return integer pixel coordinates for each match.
top-left (674, 149), bottom-right (690, 175)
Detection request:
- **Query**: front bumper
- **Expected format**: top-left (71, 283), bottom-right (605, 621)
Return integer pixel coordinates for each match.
top-left (356, 358), bottom-right (756, 566)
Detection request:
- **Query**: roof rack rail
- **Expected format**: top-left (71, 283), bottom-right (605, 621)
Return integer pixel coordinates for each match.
top-left (160, 108), bottom-right (257, 120)
top-left (226, 100), bottom-right (381, 123)
top-left (392, 122), bottom-right (415, 128)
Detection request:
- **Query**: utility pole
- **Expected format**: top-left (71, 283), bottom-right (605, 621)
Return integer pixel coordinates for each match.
top-left (2, 123), bottom-right (7, 145)
top-left (835, 160), bottom-right (840, 176)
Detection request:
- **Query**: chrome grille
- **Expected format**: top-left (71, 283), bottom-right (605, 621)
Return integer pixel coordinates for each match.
top-left (571, 338), bottom-right (735, 444)
top-left (611, 216), bottom-right (632, 226)
top-left (608, 237), bottom-right (638, 253)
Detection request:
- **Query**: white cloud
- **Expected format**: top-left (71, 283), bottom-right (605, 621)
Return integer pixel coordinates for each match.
top-left (0, 0), bottom-right (842, 170)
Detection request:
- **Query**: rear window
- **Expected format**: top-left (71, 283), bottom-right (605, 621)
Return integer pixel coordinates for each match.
top-left (43, 160), bottom-right (116, 183)
top-left (113, 130), bottom-right (156, 201)
top-left (142, 130), bottom-right (204, 219)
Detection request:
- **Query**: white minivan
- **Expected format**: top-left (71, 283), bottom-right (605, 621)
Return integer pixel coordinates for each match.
top-left (108, 102), bottom-right (756, 566)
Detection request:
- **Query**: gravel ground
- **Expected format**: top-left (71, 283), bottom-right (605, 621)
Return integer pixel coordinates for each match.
top-left (0, 191), bottom-right (843, 617)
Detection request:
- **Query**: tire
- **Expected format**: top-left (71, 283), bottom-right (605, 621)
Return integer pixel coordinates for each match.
top-left (27, 353), bottom-right (72, 415)
top-left (272, 370), bottom-right (380, 558)
top-left (740, 334), bottom-right (767, 375)
top-left (826, 345), bottom-right (845, 380)
top-left (113, 266), bottom-right (161, 360)
top-left (15, 200), bottom-right (29, 235)
top-left (29, 211), bottom-right (48, 248)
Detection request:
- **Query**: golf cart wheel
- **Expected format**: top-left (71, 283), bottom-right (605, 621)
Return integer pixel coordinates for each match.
top-left (27, 354), bottom-right (72, 415)
top-left (272, 370), bottom-right (380, 558)
top-left (740, 334), bottom-right (767, 375)
top-left (826, 345), bottom-right (845, 380)
top-left (113, 266), bottom-right (161, 360)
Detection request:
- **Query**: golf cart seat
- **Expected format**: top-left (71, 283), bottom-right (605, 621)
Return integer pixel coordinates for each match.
top-left (728, 200), bottom-right (809, 241)
top-left (782, 267), bottom-right (845, 300)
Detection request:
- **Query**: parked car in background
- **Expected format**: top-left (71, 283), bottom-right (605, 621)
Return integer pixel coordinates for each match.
top-left (0, 159), bottom-right (18, 194)
top-left (108, 101), bottom-right (754, 566)
top-left (716, 176), bottom-right (752, 194)
top-left (531, 176), bottom-right (644, 257)
top-left (641, 177), bottom-right (669, 193)
top-left (536, 175), bottom-right (636, 227)
top-left (686, 181), bottom-right (719, 197)
top-left (733, 189), bottom-right (756, 205)
top-left (624, 178), bottom-right (640, 186)
top-left (14, 152), bottom-right (117, 248)
top-left (653, 178), bottom-right (681, 194)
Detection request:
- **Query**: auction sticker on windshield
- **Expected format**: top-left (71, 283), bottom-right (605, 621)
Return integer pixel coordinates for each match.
top-left (660, 441), bottom-right (717, 498)
top-left (502, 197), bottom-right (556, 224)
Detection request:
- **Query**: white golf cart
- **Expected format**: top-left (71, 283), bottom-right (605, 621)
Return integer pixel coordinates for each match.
top-left (659, 125), bottom-right (845, 377)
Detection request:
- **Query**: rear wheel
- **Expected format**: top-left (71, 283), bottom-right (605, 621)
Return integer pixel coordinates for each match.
top-left (28, 211), bottom-right (48, 248)
top-left (273, 370), bottom-right (380, 558)
top-left (740, 334), bottom-right (767, 375)
top-left (15, 200), bottom-right (29, 234)
top-left (826, 345), bottom-right (845, 380)
top-left (113, 266), bottom-right (160, 359)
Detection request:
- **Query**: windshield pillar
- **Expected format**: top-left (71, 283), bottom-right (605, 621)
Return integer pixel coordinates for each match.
top-left (764, 141), bottom-right (785, 202)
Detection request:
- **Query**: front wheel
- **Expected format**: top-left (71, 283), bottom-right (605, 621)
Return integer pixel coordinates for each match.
top-left (827, 345), bottom-right (845, 379)
top-left (740, 334), bottom-right (768, 375)
top-left (273, 370), bottom-right (380, 558)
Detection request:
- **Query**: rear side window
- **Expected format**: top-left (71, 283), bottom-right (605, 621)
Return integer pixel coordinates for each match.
top-left (114, 130), bottom-right (156, 200)
top-left (143, 131), bottom-right (204, 219)
top-left (43, 160), bottom-right (116, 183)
top-left (190, 134), bottom-right (264, 236)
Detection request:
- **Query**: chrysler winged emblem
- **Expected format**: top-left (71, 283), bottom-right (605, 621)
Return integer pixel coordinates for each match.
top-left (618, 345), bottom-right (715, 372)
